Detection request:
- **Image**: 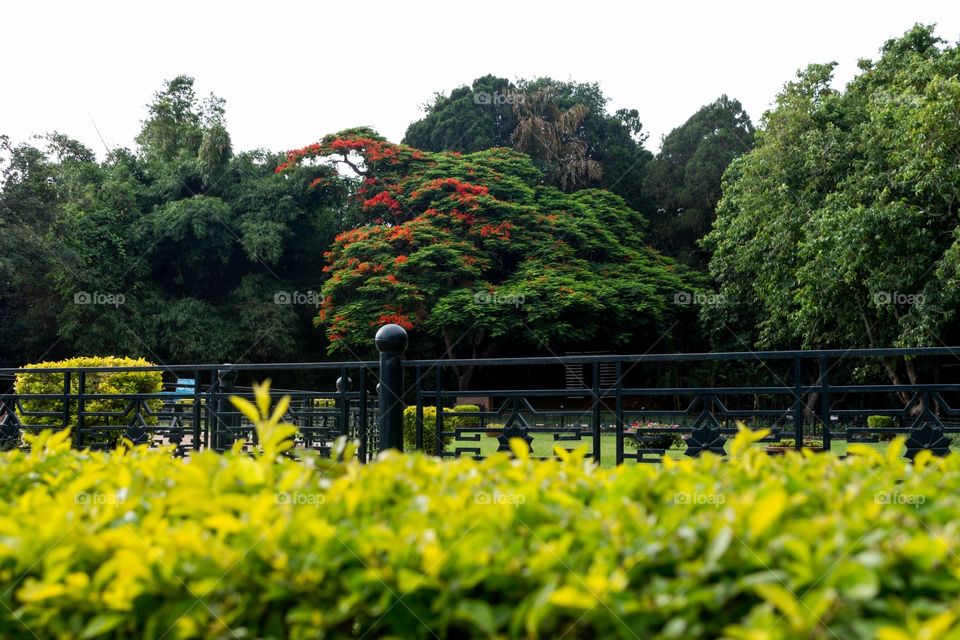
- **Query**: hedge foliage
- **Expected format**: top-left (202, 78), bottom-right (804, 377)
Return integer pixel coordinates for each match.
top-left (867, 415), bottom-right (896, 429)
top-left (402, 404), bottom-right (480, 455)
top-left (13, 357), bottom-right (164, 445)
top-left (0, 385), bottom-right (958, 639)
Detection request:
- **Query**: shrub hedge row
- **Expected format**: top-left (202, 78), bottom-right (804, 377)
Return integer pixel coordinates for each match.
top-left (13, 357), bottom-right (163, 447)
top-left (0, 387), bottom-right (958, 638)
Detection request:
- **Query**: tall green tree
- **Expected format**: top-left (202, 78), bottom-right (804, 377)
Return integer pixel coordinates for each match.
top-left (279, 129), bottom-right (695, 388)
top-left (704, 25), bottom-right (960, 386)
top-left (511, 88), bottom-right (602, 192)
top-left (403, 76), bottom-right (654, 213)
top-left (25, 77), bottom-right (350, 365)
top-left (403, 75), bottom-right (518, 153)
top-left (0, 134), bottom-right (90, 364)
top-left (645, 96), bottom-right (754, 267)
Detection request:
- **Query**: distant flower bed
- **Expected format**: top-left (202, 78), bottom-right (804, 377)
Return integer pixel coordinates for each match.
top-left (624, 420), bottom-right (685, 449)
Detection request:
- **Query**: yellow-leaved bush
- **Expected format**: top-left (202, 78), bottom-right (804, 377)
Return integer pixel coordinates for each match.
top-left (13, 356), bottom-right (163, 446)
top-left (0, 394), bottom-right (959, 639)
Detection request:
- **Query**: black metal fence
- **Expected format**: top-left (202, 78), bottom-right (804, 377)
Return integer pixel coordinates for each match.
top-left (0, 361), bottom-right (379, 460)
top-left (1, 325), bottom-right (959, 464)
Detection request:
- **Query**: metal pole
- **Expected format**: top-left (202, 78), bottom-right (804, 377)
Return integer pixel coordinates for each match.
top-left (819, 356), bottom-right (831, 451)
top-left (376, 324), bottom-right (408, 452)
top-left (217, 365), bottom-right (238, 451)
top-left (793, 355), bottom-right (803, 452)
top-left (336, 372), bottom-right (352, 440)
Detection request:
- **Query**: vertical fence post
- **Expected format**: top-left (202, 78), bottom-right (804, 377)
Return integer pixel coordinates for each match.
top-left (77, 371), bottom-right (85, 448)
top-left (216, 365), bottom-right (238, 451)
top-left (192, 369), bottom-right (202, 452)
top-left (793, 355), bottom-right (803, 452)
top-left (819, 356), bottom-right (831, 451)
top-left (358, 367), bottom-right (368, 462)
top-left (591, 362), bottom-right (601, 464)
top-left (62, 371), bottom-right (72, 431)
top-left (376, 324), bottom-right (408, 453)
top-left (414, 364), bottom-right (424, 451)
top-left (614, 362), bottom-right (624, 465)
top-left (336, 371), bottom-right (352, 441)
top-left (205, 370), bottom-right (216, 449)
top-left (435, 366), bottom-right (444, 456)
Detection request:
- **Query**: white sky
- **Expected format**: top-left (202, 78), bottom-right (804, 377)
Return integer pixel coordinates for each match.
top-left (2, 0), bottom-right (959, 158)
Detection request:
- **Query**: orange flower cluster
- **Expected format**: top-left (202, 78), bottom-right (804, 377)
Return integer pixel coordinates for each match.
top-left (329, 138), bottom-right (368, 153)
top-left (276, 142), bottom-right (324, 172)
top-left (387, 226), bottom-right (414, 243)
top-left (276, 136), bottom-right (423, 175)
top-left (451, 211), bottom-right (476, 226)
top-left (477, 221), bottom-right (513, 240)
top-left (363, 191), bottom-right (403, 213)
top-left (411, 177), bottom-right (489, 200)
top-left (375, 304), bottom-right (414, 330)
top-left (335, 228), bottom-right (374, 244)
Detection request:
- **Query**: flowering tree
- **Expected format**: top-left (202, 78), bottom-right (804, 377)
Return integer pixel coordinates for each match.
top-left (278, 128), bottom-right (694, 387)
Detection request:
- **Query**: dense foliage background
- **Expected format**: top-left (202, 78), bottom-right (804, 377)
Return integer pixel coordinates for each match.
top-left (1, 25), bottom-right (958, 372)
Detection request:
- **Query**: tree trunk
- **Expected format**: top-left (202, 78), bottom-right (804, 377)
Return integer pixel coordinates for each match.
top-left (861, 310), bottom-right (913, 405)
top-left (441, 329), bottom-right (488, 392)
top-left (903, 356), bottom-right (925, 414)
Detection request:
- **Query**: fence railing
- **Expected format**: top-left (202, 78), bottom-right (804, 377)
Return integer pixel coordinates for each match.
top-left (1, 324), bottom-right (959, 464)
top-left (0, 361), bottom-right (379, 460)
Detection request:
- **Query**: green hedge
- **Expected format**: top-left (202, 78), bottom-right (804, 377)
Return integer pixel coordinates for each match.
top-left (867, 415), bottom-right (897, 429)
top-left (403, 404), bottom-right (480, 455)
top-left (14, 356), bottom-right (163, 446)
top-left (866, 415), bottom-right (899, 442)
top-left (0, 402), bottom-right (958, 639)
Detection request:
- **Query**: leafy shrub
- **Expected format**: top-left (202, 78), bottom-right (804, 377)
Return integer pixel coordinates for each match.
top-left (0, 418), bottom-right (957, 639)
top-left (867, 415), bottom-right (899, 441)
top-left (867, 415), bottom-right (896, 430)
top-left (402, 404), bottom-right (480, 455)
top-left (14, 357), bottom-right (163, 446)
top-left (771, 437), bottom-right (824, 449)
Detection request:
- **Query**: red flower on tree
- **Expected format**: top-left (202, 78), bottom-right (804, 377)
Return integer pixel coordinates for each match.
top-left (362, 191), bottom-right (403, 214)
top-left (277, 128), bottom-right (692, 357)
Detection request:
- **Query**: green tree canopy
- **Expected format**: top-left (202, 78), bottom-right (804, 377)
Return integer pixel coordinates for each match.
top-left (279, 129), bottom-right (695, 387)
top-left (403, 75), bottom-right (518, 153)
top-left (0, 77), bottom-right (351, 366)
top-left (403, 76), bottom-right (654, 213)
top-left (645, 96), bottom-right (754, 267)
top-left (704, 25), bottom-right (960, 385)
top-left (0, 133), bottom-right (95, 363)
